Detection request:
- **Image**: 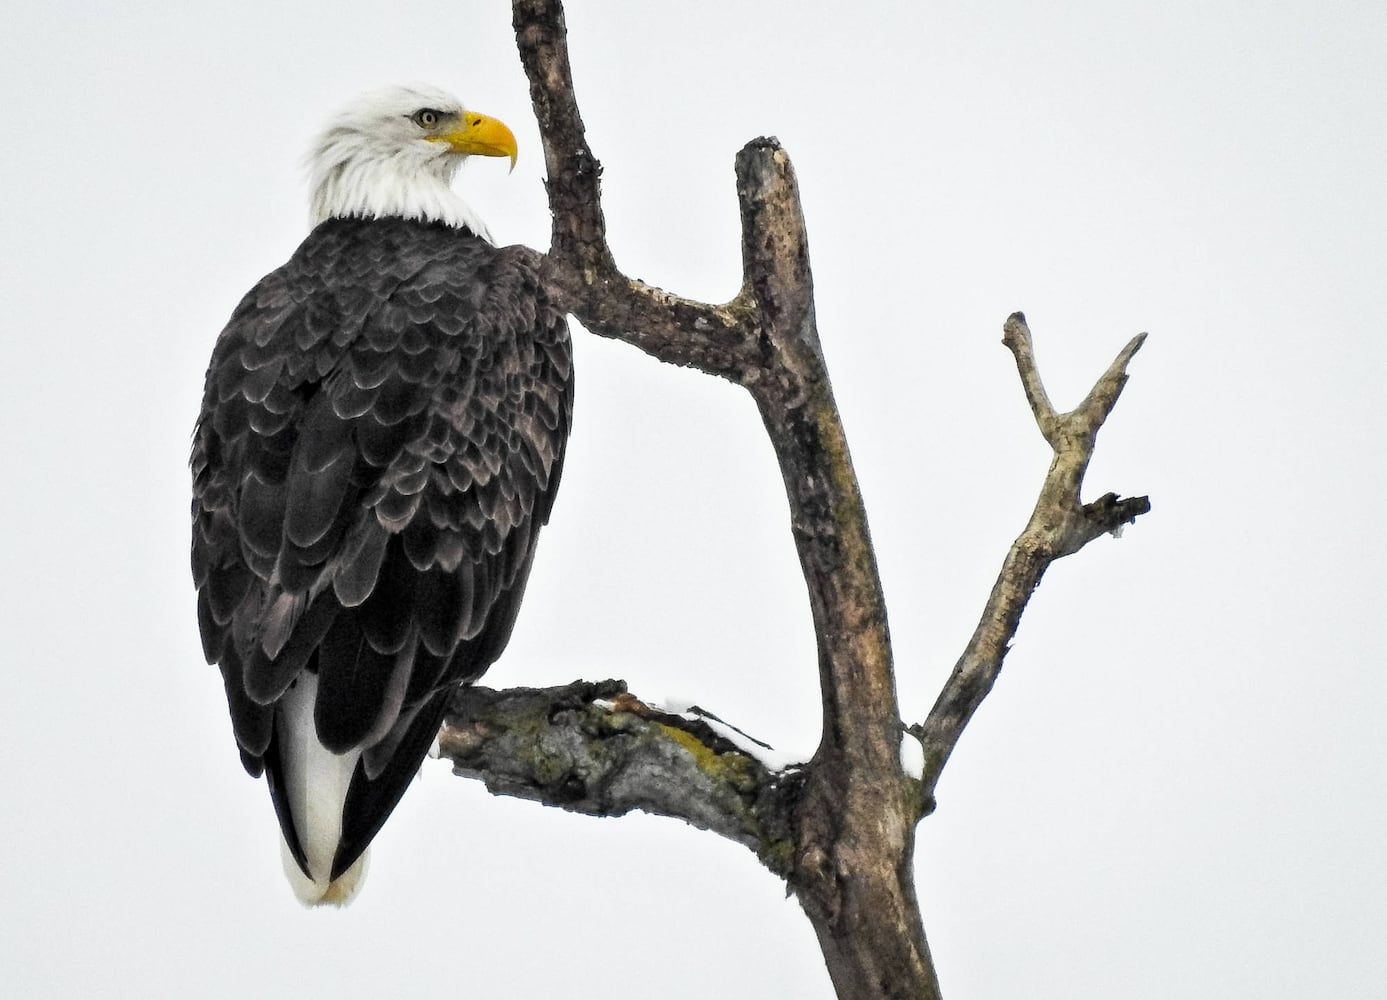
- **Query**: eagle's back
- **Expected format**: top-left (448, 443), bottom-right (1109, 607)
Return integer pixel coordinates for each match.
top-left (191, 216), bottom-right (572, 888)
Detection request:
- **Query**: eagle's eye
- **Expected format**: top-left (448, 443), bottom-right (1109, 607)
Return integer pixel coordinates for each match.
top-left (411, 109), bottom-right (442, 129)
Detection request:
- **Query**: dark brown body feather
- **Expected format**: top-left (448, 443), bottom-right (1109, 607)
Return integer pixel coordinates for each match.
top-left (191, 216), bottom-right (572, 878)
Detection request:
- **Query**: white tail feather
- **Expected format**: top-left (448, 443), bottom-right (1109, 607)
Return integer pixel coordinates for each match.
top-left (280, 836), bottom-right (368, 907)
top-left (276, 672), bottom-right (367, 906)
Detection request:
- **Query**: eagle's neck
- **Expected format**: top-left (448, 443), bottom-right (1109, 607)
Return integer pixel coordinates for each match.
top-left (307, 139), bottom-right (493, 241)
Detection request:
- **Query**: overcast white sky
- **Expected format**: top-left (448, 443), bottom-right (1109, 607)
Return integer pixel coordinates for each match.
top-left (3, 1), bottom-right (1385, 997)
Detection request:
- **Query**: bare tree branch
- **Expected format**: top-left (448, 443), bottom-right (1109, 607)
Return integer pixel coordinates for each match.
top-left (439, 680), bottom-right (802, 875)
top-left (434, 6), bottom-right (1152, 998)
top-left (913, 312), bottom-right (1149, 806)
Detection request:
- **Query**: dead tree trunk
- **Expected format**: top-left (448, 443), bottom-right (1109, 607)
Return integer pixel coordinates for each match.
top-left (437, 4), bottom-right (1151, 997)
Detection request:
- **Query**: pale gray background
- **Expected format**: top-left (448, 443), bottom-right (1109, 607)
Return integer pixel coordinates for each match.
top-left (3, 1), bottom-right (1383, 997)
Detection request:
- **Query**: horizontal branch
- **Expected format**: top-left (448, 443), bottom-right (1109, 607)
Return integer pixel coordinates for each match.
top-left (913, 312), bottom-right (1150, 807)
top-left (542, 258), bottom-right (757, 378)
top-left (440, 680), bottom-right (802, 876)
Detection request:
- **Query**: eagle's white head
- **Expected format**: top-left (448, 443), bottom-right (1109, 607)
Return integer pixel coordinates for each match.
top-left (306, 84), bottom-right (518, 242)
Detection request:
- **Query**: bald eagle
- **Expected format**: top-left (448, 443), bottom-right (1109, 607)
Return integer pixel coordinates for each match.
top-left (191, 85), bottom-right (572, 905)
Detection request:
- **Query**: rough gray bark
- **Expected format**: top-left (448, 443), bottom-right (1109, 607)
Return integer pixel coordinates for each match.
top-left (435, 4), bottom-right (1150, 998)
top-left (441, 679), bottom-right (802, 874)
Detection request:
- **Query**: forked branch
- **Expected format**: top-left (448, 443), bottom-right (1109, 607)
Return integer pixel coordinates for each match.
top-left (511, 0), bottom-right (755, 377)
top-left (913, 312), bottom-right (1149, 806)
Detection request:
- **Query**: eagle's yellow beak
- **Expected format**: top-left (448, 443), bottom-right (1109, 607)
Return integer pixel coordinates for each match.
top-left (439, 112), bottom-right (518, 171)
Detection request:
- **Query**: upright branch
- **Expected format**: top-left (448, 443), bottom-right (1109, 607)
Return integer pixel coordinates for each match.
top-left (734, 141), bottom-right (931, 999)
top-left (913, 313), bottom-right (1149, 804)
